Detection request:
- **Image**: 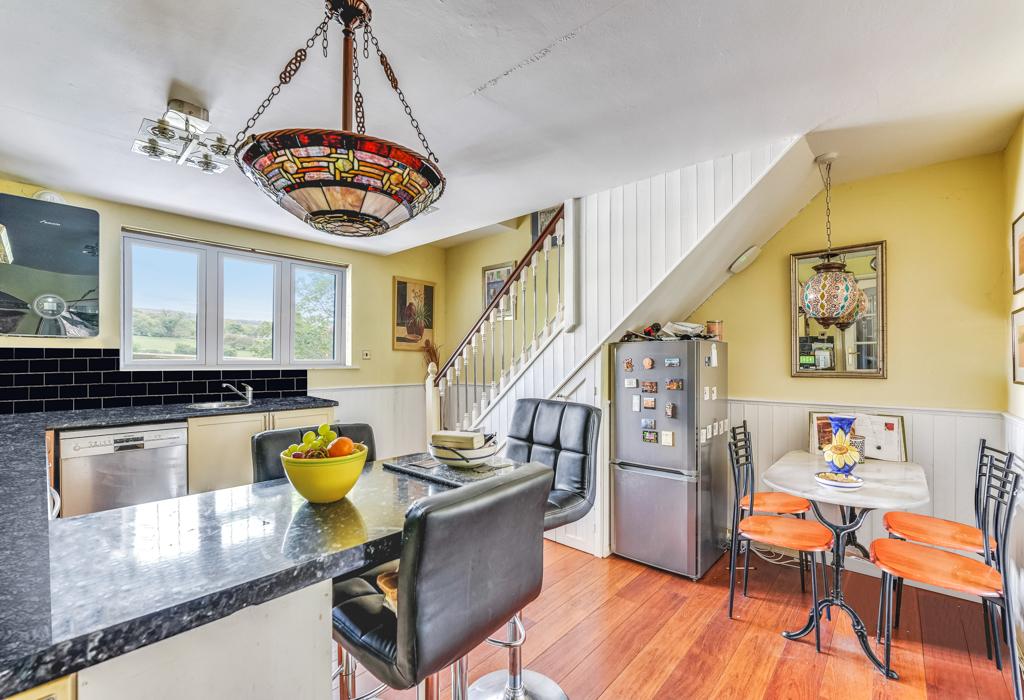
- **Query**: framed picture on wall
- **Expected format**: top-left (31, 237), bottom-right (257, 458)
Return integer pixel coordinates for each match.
top-left (1013, 306), bottom-right (1024, 384)
top-left (482, 261), bottom-right (515, 320)
top-left (393, 276), bottom-right (435, 351)
top-left (1014, 212), bottom-right (1024, 293)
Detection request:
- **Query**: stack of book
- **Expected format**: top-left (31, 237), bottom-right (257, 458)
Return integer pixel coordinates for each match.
top-left (430, 430), bottom-right (485, 449)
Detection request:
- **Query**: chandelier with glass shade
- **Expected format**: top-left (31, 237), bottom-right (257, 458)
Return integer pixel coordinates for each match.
top-left (233, 0), bottom-right (444, 237)
top-left (800, 154), bottom-right (862, 329)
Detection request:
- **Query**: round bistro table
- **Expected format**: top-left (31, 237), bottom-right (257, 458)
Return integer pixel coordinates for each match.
top-left (762, 450), bottom-right (930, 679)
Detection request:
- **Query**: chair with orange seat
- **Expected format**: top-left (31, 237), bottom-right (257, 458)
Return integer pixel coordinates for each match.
top-left (729, 423), bottom-right (829, 600)
top-left (728, 427), bottom-right (834, 650)
top-left (871, 451), bottom-right (1022, 698)
top-left (877, 439), bottom-right (1008, 661)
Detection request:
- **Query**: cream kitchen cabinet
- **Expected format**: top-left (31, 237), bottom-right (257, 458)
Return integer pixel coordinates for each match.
top-left (187, 412), bottom-right (268, 494)
top-left (186, 407), bottom-right (337, 494)
top-left (268, 406), bottom-right (335, 431)
top-left (8, 674), bottom-right (76, 700)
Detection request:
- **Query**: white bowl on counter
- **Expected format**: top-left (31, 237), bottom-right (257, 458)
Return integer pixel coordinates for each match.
top-left (427, 441), bottom-right (500, 468)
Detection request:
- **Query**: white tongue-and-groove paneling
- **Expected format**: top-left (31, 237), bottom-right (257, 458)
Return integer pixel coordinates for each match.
top-left (474, 135), bottom-right (818, 555)
top-left (310, 385), bottom-right (426, 459)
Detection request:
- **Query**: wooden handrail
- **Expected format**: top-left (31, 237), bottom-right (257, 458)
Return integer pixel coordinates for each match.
top-left (434, 204), bottom-right (565, 385)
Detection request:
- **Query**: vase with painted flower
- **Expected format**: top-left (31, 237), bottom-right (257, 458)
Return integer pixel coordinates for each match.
top-left (823, 415), bottom-right (860, 474)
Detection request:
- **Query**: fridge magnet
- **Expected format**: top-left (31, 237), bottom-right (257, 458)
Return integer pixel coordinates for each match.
top-left (640, 418), bottom-right (656, 430)
top-left (624, 378), bottom-right (638, 388)
top-left (640, 381), bottom-right (658, 393)
top-left (631, 395), bottom-right (641, 412)
top-left (665, 401), bottom-right (676, 418)
top-left (661, 431), bottom-right (675, 446)
top-left (642, 397), bottom-right (656, 410)
top-left (666, 378), bottom-right (683, 391)
top-left (665, 357), bottom-right (680, 367)
top-left (642, 357), bottom-right (655, 370)
top-left (623, 357), bottom-right (634, 372)
top-left (642, 430), bottom-right (659, 443)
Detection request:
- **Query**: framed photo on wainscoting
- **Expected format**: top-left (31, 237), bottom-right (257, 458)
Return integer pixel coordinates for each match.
top-left (1013, 306), bottom-right (1024, 384)
top-left (1014, 212), bottom-right (1024, 293)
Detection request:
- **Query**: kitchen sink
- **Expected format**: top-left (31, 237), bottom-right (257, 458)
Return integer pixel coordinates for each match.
top-left (186, 400), bottom-right (252, 410)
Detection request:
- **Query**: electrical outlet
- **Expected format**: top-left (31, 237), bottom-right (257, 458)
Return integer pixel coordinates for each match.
top-left (361, 350), bottom-right (371, 361)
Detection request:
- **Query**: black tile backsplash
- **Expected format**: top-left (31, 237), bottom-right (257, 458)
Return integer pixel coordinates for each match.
top-left (0, 348), bottom-right (308, 414)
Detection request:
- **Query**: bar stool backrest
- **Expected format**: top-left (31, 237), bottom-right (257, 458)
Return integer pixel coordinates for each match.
top-left (977, 446), bottom-right (1021, 574)
top-left (251, 423), bottom-right (377, 482)
top-left (394, 462), bottom-right (552, 686)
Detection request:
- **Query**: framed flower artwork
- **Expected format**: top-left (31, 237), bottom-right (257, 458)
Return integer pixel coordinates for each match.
top-left (1013, 306), bottom-right (1024, 384)
top-left (1014, 212), bottom-right (1024, 293)
top-left (393, 276), bottom-right (436, 351)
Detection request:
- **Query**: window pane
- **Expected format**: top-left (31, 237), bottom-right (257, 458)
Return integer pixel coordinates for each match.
top-left (293, 267), bottom-right (336, 361)
top-left (131, 243), bottom-right (199, 361)
top-left (222, 257), bottom-right (275, 361)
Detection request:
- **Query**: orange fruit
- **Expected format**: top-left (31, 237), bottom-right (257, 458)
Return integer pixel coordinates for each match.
top-left (328, 436), bottom-right (355, 458)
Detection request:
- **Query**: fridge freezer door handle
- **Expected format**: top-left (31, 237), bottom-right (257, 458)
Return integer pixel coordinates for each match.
top-left (615, 463), bottom-right (698, 482)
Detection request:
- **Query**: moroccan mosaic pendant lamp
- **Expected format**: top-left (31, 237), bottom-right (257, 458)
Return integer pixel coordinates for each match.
top-left (801, 155), bottom-right (862, 329)
top-left (233, 0), bottom-right (445, 237)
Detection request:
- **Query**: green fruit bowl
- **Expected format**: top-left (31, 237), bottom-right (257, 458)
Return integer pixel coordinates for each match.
top-left (279, 443), bottom-right (368, 503)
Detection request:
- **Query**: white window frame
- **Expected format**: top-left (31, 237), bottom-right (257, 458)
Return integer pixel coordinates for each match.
top-left (121, 232), bottom-right (348, 370)
top-left (288, 261), bottom-right (347, 367)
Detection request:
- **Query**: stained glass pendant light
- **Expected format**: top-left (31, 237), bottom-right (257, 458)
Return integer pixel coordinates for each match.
top-left (233, 0), bottom-right (444, 237)
top-left (800, 154), bottom-right (861, 329)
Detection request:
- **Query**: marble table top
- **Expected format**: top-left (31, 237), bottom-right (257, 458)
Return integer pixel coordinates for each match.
top-left (762, 450), bottom-right (930, 511)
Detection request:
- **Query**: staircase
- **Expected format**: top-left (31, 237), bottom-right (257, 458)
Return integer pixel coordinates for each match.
top-left (425, 135), bottom-right (821, 555)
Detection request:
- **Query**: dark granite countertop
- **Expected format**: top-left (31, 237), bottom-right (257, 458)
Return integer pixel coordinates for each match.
top-left (0, 396), bottom-right (338, 697)
top-left (0, 462), bottom-right (450, 697)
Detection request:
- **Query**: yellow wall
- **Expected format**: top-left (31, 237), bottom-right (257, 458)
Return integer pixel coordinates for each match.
top-left (0, 178), bottom-right (446, 388)
top-left (1006, 117), bottom-right (1024, 417)
top-left (442, 218), bottom-right (530, 361)
top-left (689, 153), bottom-right (1008, 411)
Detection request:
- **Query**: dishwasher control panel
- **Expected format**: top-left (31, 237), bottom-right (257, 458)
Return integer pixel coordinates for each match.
top-left (60, 424), bottom-right (188, 457)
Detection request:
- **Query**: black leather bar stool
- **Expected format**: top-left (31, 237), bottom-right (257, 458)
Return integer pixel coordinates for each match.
top-left (251, 422), bottom-right (376, 482)
top-left (470, 398), bottom-right (601, 700)
top-left (332, 462), bottom-right (553, 699)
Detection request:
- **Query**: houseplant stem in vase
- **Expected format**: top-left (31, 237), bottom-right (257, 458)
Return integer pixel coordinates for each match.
top-left (824, 415), bottom-right (860, 474)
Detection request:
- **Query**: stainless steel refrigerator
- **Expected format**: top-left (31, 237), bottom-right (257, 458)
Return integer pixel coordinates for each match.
top-left (610, 338), bottom-right (729, 580)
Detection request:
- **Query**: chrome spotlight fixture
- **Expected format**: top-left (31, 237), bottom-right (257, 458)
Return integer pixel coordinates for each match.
top-left (131, 99), bottom-right (232, 174)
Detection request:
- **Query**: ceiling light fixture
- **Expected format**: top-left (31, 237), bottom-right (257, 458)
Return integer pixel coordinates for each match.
top-left (800, 154), bottom-right (862, 329)
top-left (728, 245), bottom-right (761, 274)
top-left (232, 0), bottom-right (445, 238)
top-left (131, 99), bottom-right (232, 174)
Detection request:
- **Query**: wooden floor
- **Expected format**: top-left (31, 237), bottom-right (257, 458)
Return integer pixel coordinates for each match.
top-left (343, 541), bottom-right (1015, 699)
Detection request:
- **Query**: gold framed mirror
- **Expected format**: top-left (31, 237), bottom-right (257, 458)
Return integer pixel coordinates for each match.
top-left (790, 241), bottom-right (886, 378)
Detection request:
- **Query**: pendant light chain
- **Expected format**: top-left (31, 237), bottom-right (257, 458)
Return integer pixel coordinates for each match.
top-left (352, 29), bottom-right (366, 134)
top-left (364, 24), bottom-right (440, 163)
top-left (823, 160), bottom-right (833, 256)
top-left (233, 7), bottom-right (332, 151)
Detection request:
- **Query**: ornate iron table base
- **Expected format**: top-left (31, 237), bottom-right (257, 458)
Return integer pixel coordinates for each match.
top-left (782, 502), bottom-right (898, 680)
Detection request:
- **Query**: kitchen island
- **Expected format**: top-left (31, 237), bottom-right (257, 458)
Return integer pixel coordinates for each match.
top-left (0, 459), bottom-right (448, 697)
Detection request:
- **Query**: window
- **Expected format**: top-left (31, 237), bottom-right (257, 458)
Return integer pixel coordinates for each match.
top-left (122, 233), bottom-right (347, 369)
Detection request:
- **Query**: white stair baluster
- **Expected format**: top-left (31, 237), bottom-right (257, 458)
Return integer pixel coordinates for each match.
top-left (499, 295), bottom-right (507, 388)
top-left (520, 268), bottom-right (529, 364)
top-left (445, 366), bottom-right (454, 430)
top-left (479, 323), bottom-right (489, 412)
top-left (531, 251), bottom-right (540, 352)
top-left (461, 346), bottom-right (471, 429)
top-left (489, 309), bottom-right (498, 400)
top-left (556, 219), bottom-right (564, 323)
top-left (509, 280), bottom-right (518, 373)
top-left (542, 235), bottom-right (552, 335)
top-left (453, 356), bottom-right (462, 431)
top-left (471, 333), bottom-right (480, 423)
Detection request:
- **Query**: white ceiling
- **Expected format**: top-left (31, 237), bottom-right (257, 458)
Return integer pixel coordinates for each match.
top-left (1, 1), bottom-right (1023, 255)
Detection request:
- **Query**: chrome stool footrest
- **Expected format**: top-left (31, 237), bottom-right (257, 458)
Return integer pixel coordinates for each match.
top-left (469, 613), bottom-right (568, 700)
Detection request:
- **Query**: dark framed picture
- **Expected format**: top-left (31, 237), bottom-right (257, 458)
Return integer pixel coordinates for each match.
top-left (531, 206), bottom-right (561, 245)
top-left (483, 261), bottom-right (515, 320)
top-left (393, 276), bottom-right (435, 351)
top-left (1014, 306), bottom-right (1024, 384)
top-left (1014, 213), bottom-right (1024, 293)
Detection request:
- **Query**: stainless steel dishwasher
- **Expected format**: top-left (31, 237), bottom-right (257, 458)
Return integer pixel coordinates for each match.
top-left (58, 423), bottom-right (188, 516)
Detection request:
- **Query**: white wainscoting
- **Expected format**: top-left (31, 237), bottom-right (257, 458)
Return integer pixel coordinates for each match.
top-left (731, 398), bottom-right (1004, 592)
top-left (310, 384), bottom-right (426, 459)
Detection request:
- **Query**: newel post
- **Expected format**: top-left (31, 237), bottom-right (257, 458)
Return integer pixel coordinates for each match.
top-left (425, 362), bottom-right (440, 448)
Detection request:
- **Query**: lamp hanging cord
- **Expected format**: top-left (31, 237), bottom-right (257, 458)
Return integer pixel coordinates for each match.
top-left (364, 23), bottom-right (440, 163)
top-left (821, 160), bottom-right (833, 256)
top-left (232, 5), bottom-right (333, 152)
